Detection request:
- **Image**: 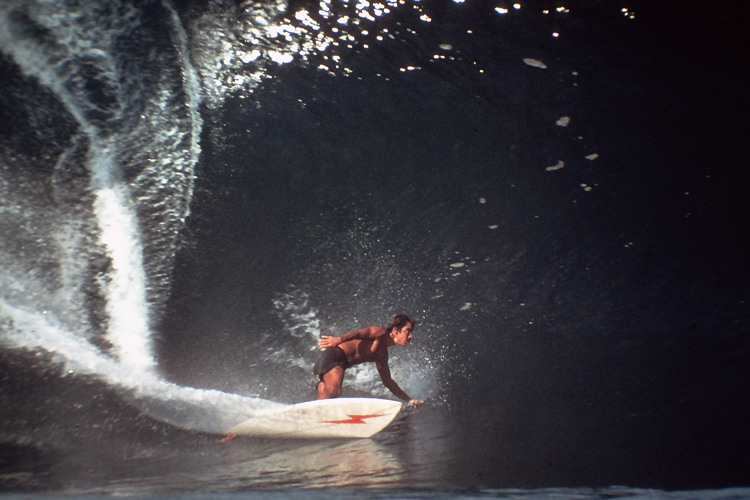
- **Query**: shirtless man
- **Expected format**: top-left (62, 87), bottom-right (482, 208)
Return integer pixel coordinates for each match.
top-left (314, 314), bottom-right (424, 405)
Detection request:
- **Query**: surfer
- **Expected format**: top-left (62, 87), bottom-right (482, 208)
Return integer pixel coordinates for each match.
top-left (315, 314), bottom-right (424, 404)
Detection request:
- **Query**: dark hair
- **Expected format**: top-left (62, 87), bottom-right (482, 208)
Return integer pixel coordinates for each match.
top-left (385, 314), bottom-right (416, 334)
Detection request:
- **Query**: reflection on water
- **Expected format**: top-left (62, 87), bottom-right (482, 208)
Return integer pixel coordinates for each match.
top-left (49, 403), bottom-right (454, 495)
top-left (215, 404), bottom-right (453, 490)
top-left (220, 438), bottom-right (403, 489)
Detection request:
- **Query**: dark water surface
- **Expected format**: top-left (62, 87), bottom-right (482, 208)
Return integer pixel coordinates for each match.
top-left (0, 0), bottom-right (748, 495)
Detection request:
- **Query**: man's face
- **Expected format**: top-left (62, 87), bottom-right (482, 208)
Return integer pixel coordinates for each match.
top-left (392, 323), bottom-right (414, 346)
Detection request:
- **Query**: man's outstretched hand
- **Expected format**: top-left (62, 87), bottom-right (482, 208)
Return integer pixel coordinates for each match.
top-left (318, 335), bottom-right (341, 349)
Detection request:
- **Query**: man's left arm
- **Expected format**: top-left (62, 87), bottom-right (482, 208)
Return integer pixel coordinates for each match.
top-left (318, 326), bottom-right (382, 349)
top-left (376, 359), bottom-right (423, 404)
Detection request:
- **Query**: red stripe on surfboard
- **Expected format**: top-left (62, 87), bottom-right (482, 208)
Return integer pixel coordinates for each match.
top-left (322, 413), bottom-right (387, 424)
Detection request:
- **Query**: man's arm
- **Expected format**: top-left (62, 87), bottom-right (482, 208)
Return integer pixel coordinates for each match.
top-left (376, 359), bottom-right (423, 404)
top-left (317, 326), bottom-right (383, 349)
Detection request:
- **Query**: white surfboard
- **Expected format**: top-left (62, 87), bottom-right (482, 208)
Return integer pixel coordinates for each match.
top-left (226, 398), bottom-right (403, 439)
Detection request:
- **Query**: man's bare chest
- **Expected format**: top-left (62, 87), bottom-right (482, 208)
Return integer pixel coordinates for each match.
top-left (345, 338), bottom-right (387, 363)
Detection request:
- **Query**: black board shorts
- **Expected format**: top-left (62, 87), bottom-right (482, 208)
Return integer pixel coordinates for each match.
top-left (313, 347), bottom-right (350, 380)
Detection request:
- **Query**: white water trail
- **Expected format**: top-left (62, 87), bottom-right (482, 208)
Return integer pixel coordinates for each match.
top-left (94, 184), bottom-right (154, 373)
top-left (0, 2), bottom-right (155, 375)
top-left (0, 0), bottom-right (284, 432)
top-left (0, 300), bottom-right (283, 433)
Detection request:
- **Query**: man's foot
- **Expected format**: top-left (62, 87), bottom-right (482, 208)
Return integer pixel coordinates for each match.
top-left (217, 434), bottom-right (236, 443)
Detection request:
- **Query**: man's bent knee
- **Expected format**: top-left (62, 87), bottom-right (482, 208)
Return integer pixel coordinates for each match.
top-left (317, 381), bottom-right (341, 399)
top-left (317, 367), bottom-right (344, 399)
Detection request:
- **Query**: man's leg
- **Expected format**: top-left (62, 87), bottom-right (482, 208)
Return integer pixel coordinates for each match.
top-left (317, 366), bottom-right (344, 399)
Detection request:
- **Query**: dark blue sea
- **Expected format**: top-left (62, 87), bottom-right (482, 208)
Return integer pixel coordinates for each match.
top-left (1, 0), bottom-right (748, 497)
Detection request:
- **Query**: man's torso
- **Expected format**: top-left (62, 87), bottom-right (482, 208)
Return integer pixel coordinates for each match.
top-left (339, 331), bottom-right (388, 366)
